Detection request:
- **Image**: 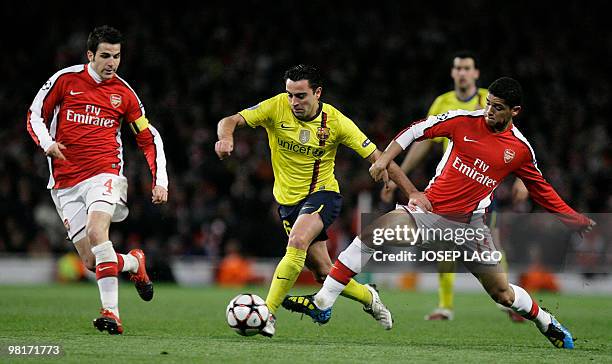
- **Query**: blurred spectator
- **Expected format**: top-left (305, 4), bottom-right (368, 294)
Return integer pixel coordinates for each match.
top-left (519, 246), bottom-right (560, 292)
top-left (216, 239), bottom-right (263, 287)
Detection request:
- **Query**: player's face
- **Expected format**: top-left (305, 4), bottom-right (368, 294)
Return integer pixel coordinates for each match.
top-left (451, 57), bottom-right (479, 91)
top-left (286, 79), bottom-right (321, 120)
top-left (484, 93), bottom-right (521, 131)
top-left (87, 42), bottom-right (121, 81)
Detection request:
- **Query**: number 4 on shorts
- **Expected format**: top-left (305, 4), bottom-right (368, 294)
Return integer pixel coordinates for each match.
top-left (104, 179), bottom-right (113, 195)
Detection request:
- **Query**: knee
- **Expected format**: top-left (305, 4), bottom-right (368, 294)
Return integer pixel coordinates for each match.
top-left (287, 234), bottom-right (311, 251)
top-left (489, 286), bottom-right (514, 307)
top-left (86, 225), bottom-right (107, 244)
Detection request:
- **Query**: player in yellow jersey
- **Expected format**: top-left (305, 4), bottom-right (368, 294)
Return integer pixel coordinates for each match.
top-left (381, 51), bottom-right (529, 321)
top-left (215, 64), bottom-right (425, 336)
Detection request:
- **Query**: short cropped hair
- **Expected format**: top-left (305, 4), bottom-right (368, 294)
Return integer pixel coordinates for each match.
top-left (284, 64), bottom-right (323, 91)
top-left (87, 25), bottom-right (123, 54)
top-left (488, 77), bottom-right (523, 107)
top-left (453, 50), bottom-right (479, 69)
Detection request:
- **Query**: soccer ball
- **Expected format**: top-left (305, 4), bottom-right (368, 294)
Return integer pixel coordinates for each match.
top-left (226, 293), bottom-right (269, 336)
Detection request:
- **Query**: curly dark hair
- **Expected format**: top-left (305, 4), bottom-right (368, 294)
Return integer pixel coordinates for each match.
top-left (488, 77), bottom-right (523, 107)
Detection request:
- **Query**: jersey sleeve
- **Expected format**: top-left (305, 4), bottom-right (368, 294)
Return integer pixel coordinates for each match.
top-left (26, 72), bottom-right (67, 152)
top-left (124, 87), bottom-right (145, 123)
top-left (238, 94), bottom-right (280, 129)
top-left (394, 110), bottom-right (482, 150)
top-left (120, 83), bottom-right (167, 188)
top-left (337, 113), bottom-right (377, 158)
top-left (514, 148), bottom-right (590, 230)
top-left (132, 120), bottom-right (169, 189)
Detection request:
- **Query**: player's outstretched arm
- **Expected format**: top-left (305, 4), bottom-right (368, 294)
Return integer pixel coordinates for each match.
top-left (368, 149), bottom-right (432, 211)
top-left (380, 139), bottom-right (434, 202)
top-left (515, 164), bottom-right (594, 231)
top-left (215, 113), bottom-right (247, 160)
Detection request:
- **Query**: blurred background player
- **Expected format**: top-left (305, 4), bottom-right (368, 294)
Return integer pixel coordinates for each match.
top-left (26, 25), bottom-right (169, 335)
top-left (215, 64), bottom-right (418, 336)
top-left (381, 51), bottom-right (529, 321)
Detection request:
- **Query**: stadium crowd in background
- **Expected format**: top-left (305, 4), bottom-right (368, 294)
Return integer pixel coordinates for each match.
top-left (1, 3), bottom-right (610, 272)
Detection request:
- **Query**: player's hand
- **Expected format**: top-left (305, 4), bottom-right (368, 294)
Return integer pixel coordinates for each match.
top-left (578, 218), bottom-right (596, 237)
top-left (369, 160), bottom-right (388, 182)
top-left (380, 180), bottom-right (397, 204)
top-left (45, 142), bottom-right (67, 160)
top-left (408, 191), bottom-right (432, 212)
top-left (152, 185), bottom-right (168, 204)
top-left (215, 139), bottom-right (234, 160)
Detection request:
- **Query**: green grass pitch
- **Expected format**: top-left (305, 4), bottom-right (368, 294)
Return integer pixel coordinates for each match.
top-left (1, 283), bottom-right (611, 363)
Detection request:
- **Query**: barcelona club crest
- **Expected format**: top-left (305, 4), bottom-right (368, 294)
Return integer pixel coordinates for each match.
top-left (110, 94), bottom-right (122, 108)
top-left (299, 129), bottom-right (311, 144)
top-left (317, 127), bottom-right (330, 141)
top-left (504, 148), bottom-right (515, 163)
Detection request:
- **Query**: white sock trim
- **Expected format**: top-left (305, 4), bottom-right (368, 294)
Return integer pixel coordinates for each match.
top-left (337, 237), bottom-right (374, 274)
top-left (120, 253), bottom-right (139, 273)
top-left (509, 283), bottom-right (551, 331)
top-left (97, 276), bottom-right (119, 318)
top-left (315, 275), bottom-right (346, 310)
top-left (91, 241), bottom-right (117, 264)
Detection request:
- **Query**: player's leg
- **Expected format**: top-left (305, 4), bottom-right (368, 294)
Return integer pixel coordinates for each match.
top-left (73, 237), bottom-right (139, 274)
top-left (88, 174), bottom-right (153, 301)
top-left (265, 212), bottom-right (321, 314)
top-left (305, 241), bottom-right (372, 306)
top-left (300, 240), bottom-right (392, 328)
top-left (425, 262), bottom-right (456, 320)
top-left (315, 209), bottom-right (416, 308)
top-left (259, 212), bottom-right (321, 337)
top-left (469, 263), bottom-right (574, 349)
top-left (284, 208), bottom-right (416, 325)
top-left (87, 208), bottom-right (123, 335)
top-left (490, 223), bottom-right (526, 322)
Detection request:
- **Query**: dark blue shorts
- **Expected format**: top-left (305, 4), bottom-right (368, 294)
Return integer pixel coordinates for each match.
top-left (277, 191), bottom-right (343, 242)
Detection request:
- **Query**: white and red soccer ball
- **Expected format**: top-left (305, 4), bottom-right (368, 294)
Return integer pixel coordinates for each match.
top-left (226, 293), bottom-right (269, 336)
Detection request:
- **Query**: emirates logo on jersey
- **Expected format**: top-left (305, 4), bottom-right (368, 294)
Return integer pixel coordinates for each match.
top-left (504, 149), bottom-right (515, 163)
top-left (110, 94), bottom-right (122, 108)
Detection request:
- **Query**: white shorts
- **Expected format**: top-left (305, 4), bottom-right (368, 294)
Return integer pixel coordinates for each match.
top-left (51, 173), bottom-right (129, 243)
top-left (396, 204), bottom-right (498, 265)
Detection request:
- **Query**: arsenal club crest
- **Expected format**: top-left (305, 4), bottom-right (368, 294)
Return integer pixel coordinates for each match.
top-left (504, 148), bottom-right (515, 163)
top-left (299, 129), bottom-right (310, 144)
top-left (110, 94), bottom-right (122, 108)
top-left (316, 127), bottom-right (330, 141)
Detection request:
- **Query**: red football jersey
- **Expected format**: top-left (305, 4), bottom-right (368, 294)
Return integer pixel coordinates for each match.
top-left (394, 109), bottom-right (589, 229)
top-left (27, 64), bottom-right (167, 189)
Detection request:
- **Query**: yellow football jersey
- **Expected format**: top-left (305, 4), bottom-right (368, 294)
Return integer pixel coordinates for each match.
top-left (428, 88), bottom-right (488, 150)
top-left (239, 93), bottom-right (376, 205)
